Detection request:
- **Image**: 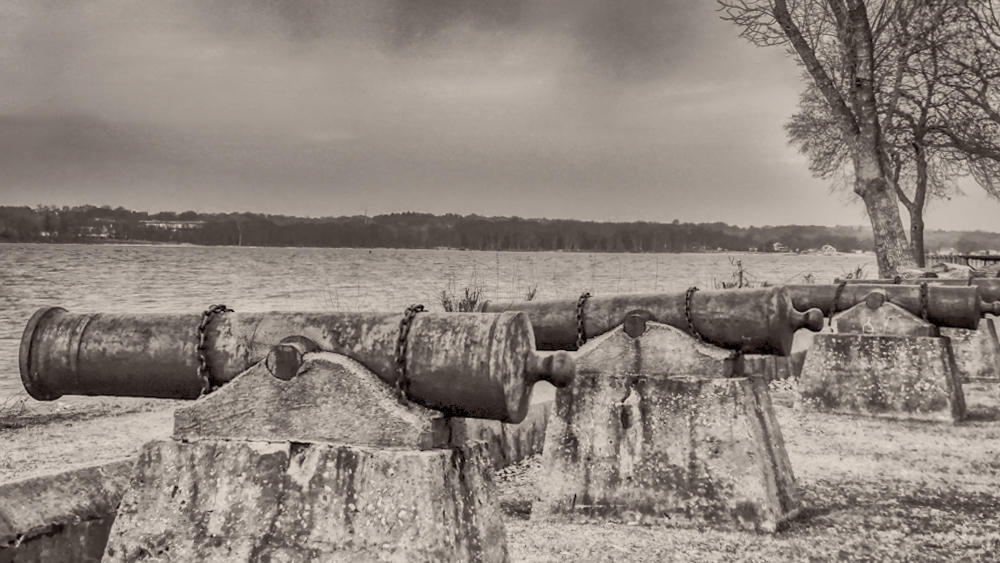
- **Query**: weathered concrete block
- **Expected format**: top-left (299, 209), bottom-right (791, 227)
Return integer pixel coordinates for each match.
top-left (0, 460), bottom-right (132, 563)
top-left (447, 401), bottom-right (552, 470)
top-left (532, 323), bottom-right (800, 533)
top-left (831, 298), bottom-right (937, 337)
top-left (797, 333), bottom-right (966, 422)
top-left (104, 440), bottom-right (507, 563)
top-left (743, 356), bottom-right (791, 383)
top-left (174, 353), bottom-right (449, 450)
top-left (941, 317), bottom-right (1000, 381)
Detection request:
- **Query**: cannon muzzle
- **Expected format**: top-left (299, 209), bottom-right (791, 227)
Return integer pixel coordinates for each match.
top-left (481, 286), bottom-right (824, 356)
top-left (785, 284), bottom-right (997, 329)
top-left (19, 307), bottom-right (573, 424)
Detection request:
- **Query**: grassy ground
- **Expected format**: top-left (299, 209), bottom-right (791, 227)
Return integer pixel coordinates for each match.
top-left (1, 383), bottom-right (997, 561)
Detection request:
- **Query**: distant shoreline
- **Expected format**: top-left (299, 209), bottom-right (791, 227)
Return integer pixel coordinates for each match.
top-left (0, 240), bottom-right (876, 257)
top-left (3, 205), bottom-right (995, 255)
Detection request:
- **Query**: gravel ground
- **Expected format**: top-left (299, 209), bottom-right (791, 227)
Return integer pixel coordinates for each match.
top-left (2, 382), bottom-right (998, 562)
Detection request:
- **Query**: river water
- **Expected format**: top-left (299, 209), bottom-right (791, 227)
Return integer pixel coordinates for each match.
top-left (0, 242), bottom-right (875, 404)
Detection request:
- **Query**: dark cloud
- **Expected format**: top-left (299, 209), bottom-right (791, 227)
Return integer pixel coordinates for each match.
top-left (385, 0), bottom-right (528, 50)
top-left (8, 0), bottom-right (994, 229)
top-left (574, 0), bottom-right (702, 81)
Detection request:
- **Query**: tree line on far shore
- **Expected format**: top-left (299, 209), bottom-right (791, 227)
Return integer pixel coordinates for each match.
top-left (1, 205), bottom-right (997, 255)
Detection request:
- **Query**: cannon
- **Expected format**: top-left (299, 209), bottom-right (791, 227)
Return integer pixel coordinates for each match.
top-left (19, 307), bottom-right (573, 423)
top-left (481, 286), bottom-right (824, 355)
top-left (834, 278), bottom-right (1000, 304)
top-left (785, 284), bottom-right (1000, 329)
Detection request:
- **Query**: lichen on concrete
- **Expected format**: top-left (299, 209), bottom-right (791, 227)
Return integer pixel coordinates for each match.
top-left (797, 333), bottom-right (966, 422)
top-left (531, 323), bottom-right (800, 533)
top-left (940, 317), bottom-right (1000, 382)
top-left (103, 440), bottom-right (508, 562)
top-left (0, 460), bottom-right (133, 563)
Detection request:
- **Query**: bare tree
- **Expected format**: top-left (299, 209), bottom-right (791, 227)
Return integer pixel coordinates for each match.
top-left (722, 1), bottom-right (1000, 270)
top-left (935, 1), bottom-right (1000, 197)
top-left (718, 0), bottom-right (938, 276)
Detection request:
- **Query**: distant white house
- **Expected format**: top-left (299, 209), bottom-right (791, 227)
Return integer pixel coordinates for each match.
top-left (139, 220), bottom-right (205, 231)
top-left (821, 244), bottom-right (837, 254)
top-left (82, 224), bottom-right (113, 239)
top-left (773, 242), bottom-right (789, 253)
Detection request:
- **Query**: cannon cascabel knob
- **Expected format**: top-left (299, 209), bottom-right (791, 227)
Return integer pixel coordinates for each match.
top-left (791, 306), bottom-right (825, 332)
top-left (526, 350), bottom-right (575, 388)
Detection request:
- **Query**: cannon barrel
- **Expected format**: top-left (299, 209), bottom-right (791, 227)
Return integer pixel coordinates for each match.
top-left (480, 286), bottom-right (824, 356)
top-left (785, 284), bottom-right (1000, 329)
top-left (834, 278), bottom-right (1000, 304)
top-left (19, 307), bottom-right (574, 423)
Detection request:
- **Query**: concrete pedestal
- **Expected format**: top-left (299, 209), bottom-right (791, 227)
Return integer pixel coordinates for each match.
top-left (797, 333), bottom-right (966, 422)
top-left (531, 322), bottom-right (800, 533)
top-left (941, 317), bottom-right (1000, 382)
top-left (446, 402), bottom-right (552, 471)
top-left (0, 461), bottom-right (133, 563)
top-left (103, 440), bottom-right (506, 563)
top-left (103, 352), bottom-right (509, 563)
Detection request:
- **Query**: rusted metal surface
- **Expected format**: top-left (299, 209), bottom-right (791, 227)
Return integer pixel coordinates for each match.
top-left (786, 284), bottom-right (999, 330)
top-left (835, 278), bottom-right (1000, 304)
top-left (20, 308), bottom-right (574, 423)
top-left (481, 286), bottom-right (825, 356)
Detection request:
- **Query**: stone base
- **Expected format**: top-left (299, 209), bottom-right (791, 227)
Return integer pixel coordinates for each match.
top-left (531, 323), bottom-right (800, 533)
top-left (743, 355), bottom-right (791, 383)
top-left (103, 440), bottom-right (507, 563)
top-left (446, 402), bottom-right (552, 471)
top-left (941, 317), bottom-right (1000, 382)
top-left (797, 333), bottom-right (966, 422)
top-left (0, 461), bottom-right (133, 563)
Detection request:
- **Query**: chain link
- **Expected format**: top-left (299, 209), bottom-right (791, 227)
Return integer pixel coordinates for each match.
top-left (919, 283), bottom-right (930, 322)
top-left (394, 304), bottom-right (425, 405)
top-left (576, 292), bottom-right (592, 349)
top-left (197, 304), bottom-right (233, 395)
top-left (684, 286), bottom-right (705, 342)
top-left (832, 281), bottom-right (848, 315)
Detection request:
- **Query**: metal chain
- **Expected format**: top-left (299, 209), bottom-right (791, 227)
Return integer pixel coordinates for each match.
top-left (576, 292), bottom-right (592, 349)
top-left (832, 281), bottom-right (848, 314)
top-left (684, 286), bottom-right (705, 342)
top-left (394, 304), bottom-right (425, 405)
top-left (919, 283), bottom-right (930, 322)
top-left (197, 304), bottom-right (233, 395)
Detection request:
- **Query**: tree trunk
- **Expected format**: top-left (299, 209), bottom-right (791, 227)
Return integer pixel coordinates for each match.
top-left (910, 141), bottom-right (930, 267)
top-left (910, 213), bottom-right (925, 268)
top-left (854, 153), bottom-right (915, 277)
top-left (845, 0), bottom-right (915, 278)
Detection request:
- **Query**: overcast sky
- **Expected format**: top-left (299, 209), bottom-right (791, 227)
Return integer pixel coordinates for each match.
top-left (1, 0), bottom-right (996, 230)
